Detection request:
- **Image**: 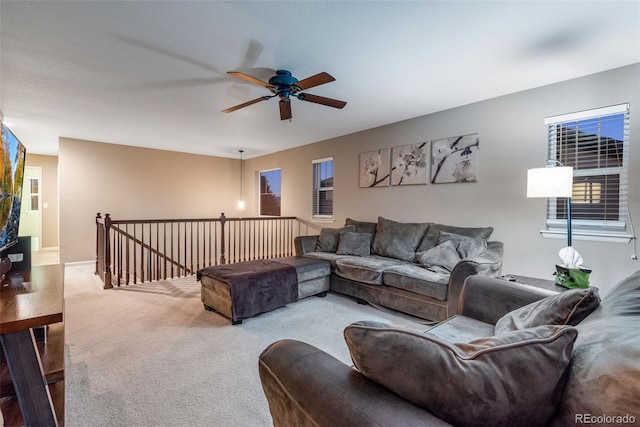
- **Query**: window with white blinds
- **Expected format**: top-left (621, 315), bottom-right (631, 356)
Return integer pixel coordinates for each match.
top-left (545, 103), bottom-right (630, 238)
top-left (312, 157), bottom-right (333, 219)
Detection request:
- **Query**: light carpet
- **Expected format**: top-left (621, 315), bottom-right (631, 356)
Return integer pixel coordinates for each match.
top-left (63, 264), bottom-right (429, 427)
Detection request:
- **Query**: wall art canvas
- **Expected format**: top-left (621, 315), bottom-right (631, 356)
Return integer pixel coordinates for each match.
top-left (391, 143), bottom-right (428, 185)
top-left (430, 133), bottom-right (479, 184)
top-left (359, 148), bottom-right (390, 187)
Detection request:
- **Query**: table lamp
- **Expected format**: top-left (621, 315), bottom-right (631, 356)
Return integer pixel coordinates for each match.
top-left (527, 160), bottom-right (574, 246)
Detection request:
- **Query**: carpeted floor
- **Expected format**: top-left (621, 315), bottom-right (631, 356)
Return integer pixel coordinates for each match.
top-left (63, 264), bottom-right (429, 427)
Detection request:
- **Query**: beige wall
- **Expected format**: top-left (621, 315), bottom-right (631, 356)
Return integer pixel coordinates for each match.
top-left (59, 138), bottom-right (240, 263)
top-left (242, 64), bottom-right (639, 295)
top-left (24, 154), bottom-right (59, 249)
top-left (58, 64), bottom-right (639, 295)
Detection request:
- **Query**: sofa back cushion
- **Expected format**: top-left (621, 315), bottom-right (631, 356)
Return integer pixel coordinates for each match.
top-left (314, 226), bottom-right (355, 253)
top-left (345, 218), bottom-right (377, 253)
top-left (345, 321), bottom-right (577, 427)
top-left (372, 217), bottom-right (429, 262)
top-left (417, 223), bottom-right (493, 252)
top-left (551, 271), bottom-right (640, 426)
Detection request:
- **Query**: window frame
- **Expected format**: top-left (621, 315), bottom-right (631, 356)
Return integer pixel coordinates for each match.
top-left (542, 103), bottom-right (632, 243)
top-left (312, 157), bottom-right (334, 220)
top-left (29, 177), bottom-right (40, 212)
top-left (259, 168), bottom-right (282, 217)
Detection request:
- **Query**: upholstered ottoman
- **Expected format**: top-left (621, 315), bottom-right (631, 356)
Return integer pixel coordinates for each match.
top-left (197, 256), bottom-right (331, 324)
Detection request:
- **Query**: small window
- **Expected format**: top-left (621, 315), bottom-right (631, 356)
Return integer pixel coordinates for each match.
top-left (259, 169), bottom-right (281, 216)
top-left (544, 103), bottom-right (630, 240)
top-left (29, 178), bottom-right (39, 212)
top-left (312, 157), bottom-right (333, 219)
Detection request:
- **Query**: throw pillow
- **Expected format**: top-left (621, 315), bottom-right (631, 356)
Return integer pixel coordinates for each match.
top-left (371, 217), bottom-right (429, 262)
top-left (344, 321), bottom-right (578, 427)
top-left (315, 225), bottom-right (355, 253)
top-left (345, 218), bottom-right (377, 253)
top-left (494, 287), bottom-right (601, 334)
top-left (336, 232), bottom-right (372, 257)
top-left (438, 231), bottom-right (487, 259)
top-left (415, 240), bottom-right (461, 273)
top-left (417, 223), bottom-right (494, 252)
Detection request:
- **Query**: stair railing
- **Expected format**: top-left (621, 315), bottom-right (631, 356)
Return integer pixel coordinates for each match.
top-left (95, 213), bottom-right (317, 289)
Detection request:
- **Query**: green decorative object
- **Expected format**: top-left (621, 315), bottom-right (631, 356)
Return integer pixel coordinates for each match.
top-left (554, 265), bottom-right (591, 289)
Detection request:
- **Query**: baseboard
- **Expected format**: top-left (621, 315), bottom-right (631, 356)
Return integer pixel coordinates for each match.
top-left (64, 260), bottom-right (95, 267)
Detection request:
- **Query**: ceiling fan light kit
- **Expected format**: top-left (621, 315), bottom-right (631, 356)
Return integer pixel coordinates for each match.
top-left (223, 69), bottom-right (347, 121)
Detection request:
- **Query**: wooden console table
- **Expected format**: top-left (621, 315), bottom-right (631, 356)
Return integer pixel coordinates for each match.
top-left (0, 264), bottom-right (65, 426)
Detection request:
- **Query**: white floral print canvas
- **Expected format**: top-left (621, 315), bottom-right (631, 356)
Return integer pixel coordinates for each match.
top-left (391, 143), bottom-right (428, 185)
top-left (359, 148), bottom-right (390, 187)
top-left (430, 134), bottom-right (479, 184)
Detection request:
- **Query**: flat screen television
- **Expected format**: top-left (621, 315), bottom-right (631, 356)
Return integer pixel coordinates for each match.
top-left (0, 119), bottom-right (27, 276)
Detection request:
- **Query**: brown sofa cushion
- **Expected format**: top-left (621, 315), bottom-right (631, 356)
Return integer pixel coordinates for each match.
top-left (495, 287), bottom-right (600, 334)
top-left (344, 321), bottom-right (577, 427)
top-left (372, 217), bottom-right (429, 262)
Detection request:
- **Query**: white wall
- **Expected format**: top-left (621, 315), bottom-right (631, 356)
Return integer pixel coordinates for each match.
top-left (242, 64), bottom-right (640, 296)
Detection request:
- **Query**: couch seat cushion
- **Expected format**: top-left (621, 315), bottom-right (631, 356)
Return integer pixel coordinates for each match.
top-left (372, 217), bottom-right (429, 262)
top-left (382, 264), bottom-right (449, 300)
top-left (272, 256), bottom-right (331, 282)
top-left (334, 255), bottom-right (405, 285)
top-left (303, 252), bottom-right (350, 269)
top-left (345, 321), bottom-right (578, 427)
top-left (425, 314), bottom-right (495, 343)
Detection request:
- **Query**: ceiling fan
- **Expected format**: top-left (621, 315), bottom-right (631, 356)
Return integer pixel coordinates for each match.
top-left (222, 70), bottom-right (347, 120)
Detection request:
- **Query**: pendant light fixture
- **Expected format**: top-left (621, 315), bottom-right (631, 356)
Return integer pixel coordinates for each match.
top-left (237, 150), bottom-right (246, 211)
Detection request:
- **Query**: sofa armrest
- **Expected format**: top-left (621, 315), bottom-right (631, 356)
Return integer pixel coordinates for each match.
top-left (294, 235), bottom-right (319, 256)
top-left (445, 241), bottom-right (504, 317)
top-left (457, 275), bottom-right (559, 324)
top-left (259, 339), bottom-right (450, 427)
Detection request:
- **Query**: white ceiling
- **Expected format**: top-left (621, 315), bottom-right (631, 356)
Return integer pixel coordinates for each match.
top-left (1, 1), bottom-right (639, 159)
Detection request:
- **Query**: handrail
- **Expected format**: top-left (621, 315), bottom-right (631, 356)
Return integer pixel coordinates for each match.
top-left (95, 213), bottom-right (318, 289)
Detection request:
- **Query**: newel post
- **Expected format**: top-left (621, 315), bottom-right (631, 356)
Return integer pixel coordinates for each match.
top-left (103, 213), bottom-right (113, 289)
top-left (95, 213), bottom-right (102, 275)
top-left (220, 212), bottom-right (226, 265)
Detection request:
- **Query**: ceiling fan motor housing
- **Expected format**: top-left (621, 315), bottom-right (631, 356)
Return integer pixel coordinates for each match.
top-left (269, 70), bottom-right (299, 99)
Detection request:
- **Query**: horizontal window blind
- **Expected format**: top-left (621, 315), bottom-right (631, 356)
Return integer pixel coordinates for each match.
top-left (546, 104), bottom-right (629, 234)
top-left (312, 158), bottom-right (333, 218)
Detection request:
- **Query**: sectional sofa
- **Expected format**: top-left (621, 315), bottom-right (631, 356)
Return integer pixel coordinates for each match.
top-left (295, 216), bottom-right (503, 321)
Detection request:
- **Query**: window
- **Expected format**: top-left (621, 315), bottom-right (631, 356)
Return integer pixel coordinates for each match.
top-left (260, 169), bottom-right (281, 216)
top-left (544, 103), bottom-right (630, 241)
top-left (312, 157), bottom-right (333, 219)
top-left (29, 177), bottom-right (39, 212)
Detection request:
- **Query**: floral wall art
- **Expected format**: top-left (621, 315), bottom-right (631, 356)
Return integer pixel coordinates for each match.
top-left (430, 133), bottom-right (479, 184)
top-left (359, 148), bottom-right (390, 187)
top-left (391, 143), bottom-right (428, 185)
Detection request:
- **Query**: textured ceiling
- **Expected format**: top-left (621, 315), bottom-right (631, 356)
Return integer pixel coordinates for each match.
top-left (1, 1), bottom-right (639, 158)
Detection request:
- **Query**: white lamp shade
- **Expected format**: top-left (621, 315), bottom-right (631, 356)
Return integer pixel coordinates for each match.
top-left (237, 200), bottom-right (246, 211)
top-left (527, 166), bottom-right (573, 198)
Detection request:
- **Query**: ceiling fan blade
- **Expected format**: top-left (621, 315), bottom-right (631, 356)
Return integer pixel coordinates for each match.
top-left (227, 71), bottom-right (272, 88)
top-left (293, 72), bottom-right (335, 91)
top-left (297, 93), bottom-right (347, 109)
top-left (222, 96), bottom-right (270, 113)
top-left (279, 100), bottom-right (292, 121)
